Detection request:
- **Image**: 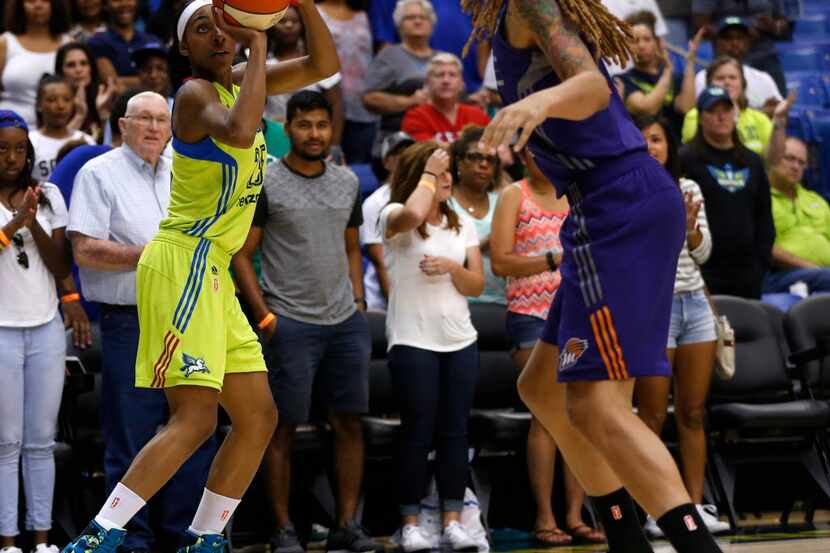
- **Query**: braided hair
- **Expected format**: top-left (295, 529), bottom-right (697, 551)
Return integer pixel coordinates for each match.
top-left (462, 0), bottom-right (634, 68)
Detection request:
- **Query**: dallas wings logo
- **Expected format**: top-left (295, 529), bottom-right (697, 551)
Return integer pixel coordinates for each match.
top-left (559, 338), bottom-right (589, 371)
top-left (707, 163), bottom-right (749, 193)
top-left (180, 353), bottom-right (210, 378)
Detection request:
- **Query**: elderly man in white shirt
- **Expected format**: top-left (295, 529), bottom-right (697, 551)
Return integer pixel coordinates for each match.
top-left (66, 91), bottom-right (217, 553)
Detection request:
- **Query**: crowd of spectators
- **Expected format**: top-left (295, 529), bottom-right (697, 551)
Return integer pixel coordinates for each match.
top-left (0, 0), bottom-right (827, 552)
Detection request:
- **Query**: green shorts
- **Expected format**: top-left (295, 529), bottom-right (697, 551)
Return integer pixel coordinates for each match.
top-left (135, 230), bottom-right (266, 391)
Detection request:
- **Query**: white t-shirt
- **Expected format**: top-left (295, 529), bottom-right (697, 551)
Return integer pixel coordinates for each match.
top-left (29, 129), bottom-right (95, 182)
top-left (0, 183), bottom-right (68, 327)
top-left (380, 203), bottom-right (479, 352)
top-left (360, 183), bottom-right (391, 310)
top-left (602, 0), bottom-right (668, 36)
top-left (695, 65), bottom-right (783, 111)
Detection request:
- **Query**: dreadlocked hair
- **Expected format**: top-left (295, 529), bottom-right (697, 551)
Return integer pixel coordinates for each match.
top-left (462, 0), bottom-right (635, 68)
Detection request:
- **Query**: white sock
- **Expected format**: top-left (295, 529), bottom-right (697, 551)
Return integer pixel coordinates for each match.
top-left (95, 482), bottom-right (146, 530)
top-left (188, 488), bottom-right (241, 536)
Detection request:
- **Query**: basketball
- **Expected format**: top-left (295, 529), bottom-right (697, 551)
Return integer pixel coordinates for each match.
top-left (211, 0), bottom-right (291, 31)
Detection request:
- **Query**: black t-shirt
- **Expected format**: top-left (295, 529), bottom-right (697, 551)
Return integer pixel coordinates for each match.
top-left (619, 66), bottom-right (684, 140)
top-left (678, 141), bottom-right (775, 298)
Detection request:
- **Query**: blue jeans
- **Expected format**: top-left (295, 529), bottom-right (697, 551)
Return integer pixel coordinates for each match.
top-left (668, 290), bottom-right (717, 348)
top-left (388, 343), bottom-right (479, 515)
top-left (763, 268), bottom-right (830, 294)
top-left (0, 315), bottom-right (65, 536)
top-left (100, 308), bottom-right (218, 551)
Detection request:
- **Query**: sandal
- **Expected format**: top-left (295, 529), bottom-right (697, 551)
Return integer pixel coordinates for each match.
top-left (566, 523), bottom-right (606, 544)
top-left (533, 527), bottom-right (573, 546)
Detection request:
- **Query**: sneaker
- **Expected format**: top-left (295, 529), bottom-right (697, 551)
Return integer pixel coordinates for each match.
top-left (33, 545), bottom-right (60, 553)
top-left (643, 515), bottom-right (664, 538)
top-left (326, 520), bottom-right (379, 553)
top-left (400, 524), bottom-right (431, 553)
top-left (441, 521), bottom-right (477, 552)
top-left (697, 504), bottom-right (730, 534)
top-left (270, 522), bottom-right (304, 553)
top-left (176, 532), bottom-right (227, 553)
top-left (62, 521), bottom-right (127, 553)
top-left (2, 546), bottom-right (24, 553)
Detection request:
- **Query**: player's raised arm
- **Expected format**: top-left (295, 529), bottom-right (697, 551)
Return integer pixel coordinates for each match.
top-left (233, 0), bottom-right (340, 96)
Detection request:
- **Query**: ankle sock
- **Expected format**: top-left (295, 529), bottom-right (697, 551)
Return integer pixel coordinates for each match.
top-left (657, 503), bottom-right (722, 553)
top-left (188, 488), bottom-right (241, 536)
top-left (590, 487), bottom-right (653, 553)
top-left (95, 482), bottom-right (146, 530)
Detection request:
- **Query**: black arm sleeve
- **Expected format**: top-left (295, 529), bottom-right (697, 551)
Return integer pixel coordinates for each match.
top-left (347, 188), bottom-right (363, 228)
top-left (252, 188), bottom-right (269, 228)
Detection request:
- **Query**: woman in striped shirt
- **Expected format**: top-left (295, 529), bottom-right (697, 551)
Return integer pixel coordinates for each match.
top-left (632, 115), bottom-right (728, 537)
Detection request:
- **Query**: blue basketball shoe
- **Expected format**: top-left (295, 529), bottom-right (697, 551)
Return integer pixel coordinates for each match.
top-left (61, 521), bottom-right (126, 553)
top-left (176, 532), bottom-right (227, 553)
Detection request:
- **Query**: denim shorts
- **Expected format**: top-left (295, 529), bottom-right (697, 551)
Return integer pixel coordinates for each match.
top-left (505, 311), bottom-right (546, 352)
top-left (668, 289), bottom-right (717, 348)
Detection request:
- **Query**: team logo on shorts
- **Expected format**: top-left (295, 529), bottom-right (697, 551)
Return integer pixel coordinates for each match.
top-left (180, 353), bottom-right (210, 378)
top-left (559, 338), bottom-right (589, 371)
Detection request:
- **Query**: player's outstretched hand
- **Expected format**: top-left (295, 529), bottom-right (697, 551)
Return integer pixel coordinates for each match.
top-left (213, 7), bottom-right (267, 51)
top-left (480, 92), bottom-right (547, 153)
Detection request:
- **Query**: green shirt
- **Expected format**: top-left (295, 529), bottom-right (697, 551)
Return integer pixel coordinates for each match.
top-left (682, 107), bottom-right (772, 156)
top-left (771, 183), bottom-right (830, 267)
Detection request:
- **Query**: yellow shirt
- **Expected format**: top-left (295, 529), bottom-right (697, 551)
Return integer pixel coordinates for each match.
top-left (771, 183), bottom-right (830, 267)
top-left (682, 107), bottom-right (772, 156)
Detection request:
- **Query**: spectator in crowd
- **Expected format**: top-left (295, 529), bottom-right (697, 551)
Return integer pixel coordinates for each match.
top-left (69, 0), bottom-right (106, 42)
top-left (491, 151), bottom-right (605, 546)
top-left (0, 0), bottom-right (71, 127)
top-left (694, 17), bottom-right (783, 116)
top-left (317, 0), bottom-right (378, 164)
top-left (402, 54), bottom-right (489, 144)
top-left (603, 0), bottom-right (670, 37)
top-left (87, 0), bottom-right (161, 90)
top-left (29, 74), bottom-right (94, 182)
top-left (0, 109), bottom-right (71, 553)
top-left (361, 131), bottom-right (415, 311)
top-left (679, 86), bottom-right (775, 299)
top-left (632, 114), bottom-right (729, 537)
top-left (620, 11), bottom-right (699, 139)
top-left (146, 0), bottom-right (187, 45)
top-left (765, 137), bottom-right (830, 294)
top-left (692, 0), bottom-right (791, 96)
top-left (682, 55), bottom-right (791, 162)
top-left (264, 3), bottom-right (344, 160)
top-left (56, 41), bottom-right (118, 141)
top-left (363, 0), bottom-right (438, 167)
top-left (369, 0), bottom-right (483, 93)
top-left (232, 91), bottom-right (376, 553)
top-left (379, 142), bottom-right (484, 553)
top-left (447, 125), bottom-right (504, 305)
top-left (130, 42), bottom-right (171, 101)
top-left (67, 91), bottom-right (216, 552)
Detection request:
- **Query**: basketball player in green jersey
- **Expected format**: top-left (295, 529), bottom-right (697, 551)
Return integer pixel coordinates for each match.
top-left (62, 3), bottom-right (339, 553)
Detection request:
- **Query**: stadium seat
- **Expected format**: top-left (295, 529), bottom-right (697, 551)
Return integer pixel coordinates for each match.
top-left (805, 0), bottom-right (830, 16)
top-left (779, 45), bottom-right (830, 72)
top-left (705, 297), bottom-right (830, 529)
top-left (794, 15), bottom-right (830, 43)
top-left (806, 109), bottom-right (830, 199)
top-left (762, 292), bottom-right (804, 312)
top-left (785, 72), bottom-right (829, 107)
top-left (785, 295), bottom-right (830, 401)
top-left (362, 310), bottom-right (399, 455)
top-left (350, 163), bottom-right (380, 199)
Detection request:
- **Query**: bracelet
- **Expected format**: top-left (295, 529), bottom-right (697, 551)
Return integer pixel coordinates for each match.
top-left (354, 297), bottom-right (367, 308)
top-left (418, 179), bottom-right (436, 193)
top-left (545, 251), bottom-right (557, 271)
top-left (0, 229), bottom-right (9, 249)
top-left (60, 293), bottom-right (81, 304)
top-left (257, 312), bottom-right (276, 330)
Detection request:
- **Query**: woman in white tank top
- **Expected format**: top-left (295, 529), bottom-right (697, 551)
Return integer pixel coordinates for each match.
top-left (0, 0), bottom-right (71, 126)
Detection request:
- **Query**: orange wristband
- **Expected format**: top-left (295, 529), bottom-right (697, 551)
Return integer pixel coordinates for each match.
top-left (258, 312), bottom-right (276, 330)
top-left (61, 293), bottom-right (81, 304)
top-left (418, 179), bottom-right (436, 193)
top-left (0, 230), bottom-right (9, 248)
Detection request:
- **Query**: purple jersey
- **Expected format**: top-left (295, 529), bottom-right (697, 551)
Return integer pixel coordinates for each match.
top-left (492, 1), bottom-right (646, 194)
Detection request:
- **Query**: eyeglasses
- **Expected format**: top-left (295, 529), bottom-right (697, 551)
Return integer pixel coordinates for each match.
top-left (12, 233), bottom-right (28, 269)
top-left (463, 152), bottom-right (498, 164)
top-left (402, 13), bottom-right (429, 22)
top-left (782, 154), bottom-right (808, 168)
top-left (125, 114), bottom-right (170, 127)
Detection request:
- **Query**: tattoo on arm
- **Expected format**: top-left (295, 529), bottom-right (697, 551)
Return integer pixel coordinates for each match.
top-left (511, 0), bottom-right (598, 79)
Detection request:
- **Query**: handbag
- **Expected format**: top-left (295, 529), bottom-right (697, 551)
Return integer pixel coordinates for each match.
top-left (703, 287), bottom-right (736, 380)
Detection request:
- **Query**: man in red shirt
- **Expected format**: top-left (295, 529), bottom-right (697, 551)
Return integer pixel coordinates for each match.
top-left (402, 52), bottom-right (490, 143)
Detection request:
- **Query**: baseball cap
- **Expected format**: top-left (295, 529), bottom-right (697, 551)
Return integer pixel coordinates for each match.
top-left (697, 86), bottom-right (735, 111)
top-left (717, 16), bottom-right (750, 35)
top-left (131, 42), bottom-right (168, 69)
top-left (381, 131), bottom-right (415, 159)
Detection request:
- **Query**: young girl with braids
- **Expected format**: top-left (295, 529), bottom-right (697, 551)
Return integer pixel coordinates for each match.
top-left (461, 1), bottom-right (723, 552)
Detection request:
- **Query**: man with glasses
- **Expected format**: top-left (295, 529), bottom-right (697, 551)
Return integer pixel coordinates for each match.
top-left (66, 91), bottom-right (217, 552)
top-left (765, 136), bottom-right (830, 294)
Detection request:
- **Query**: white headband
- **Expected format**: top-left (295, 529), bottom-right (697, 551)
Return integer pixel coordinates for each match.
top-left (177, 0), bottom-right (213, 43)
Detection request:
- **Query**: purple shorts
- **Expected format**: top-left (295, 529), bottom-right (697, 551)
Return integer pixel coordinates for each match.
top-left (540, 151), bottom-right (685, 382)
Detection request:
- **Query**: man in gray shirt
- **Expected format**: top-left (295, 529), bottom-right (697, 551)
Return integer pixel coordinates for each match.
top-left (233, 91), bottom-right (375, 553)
top-left (67, 90), bottom-right (216, 552)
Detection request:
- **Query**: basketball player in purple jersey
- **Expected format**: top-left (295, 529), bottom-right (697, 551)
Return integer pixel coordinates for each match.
top-left (462, 1), bottom-right (723, 552)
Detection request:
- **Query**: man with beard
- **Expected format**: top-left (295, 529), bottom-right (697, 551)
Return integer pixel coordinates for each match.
top-left (232, 90), bottom-right (376, 553)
